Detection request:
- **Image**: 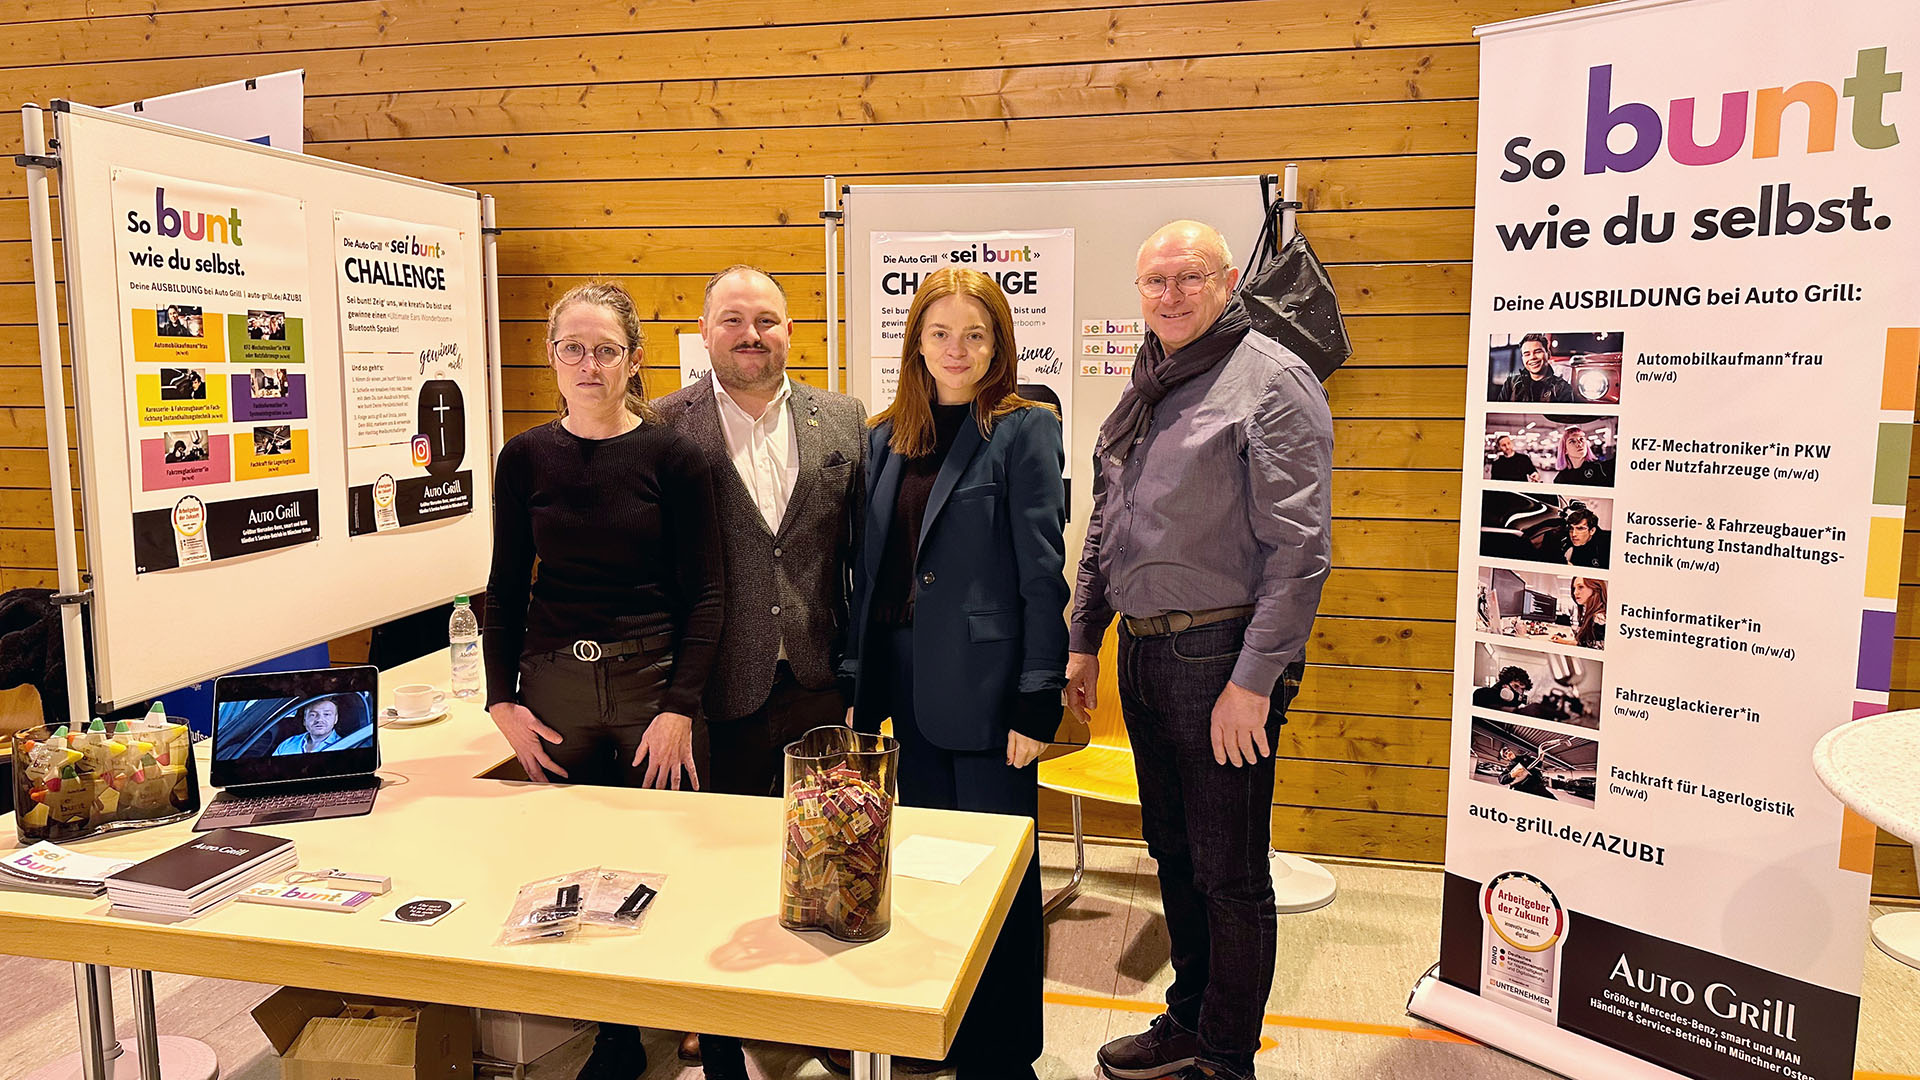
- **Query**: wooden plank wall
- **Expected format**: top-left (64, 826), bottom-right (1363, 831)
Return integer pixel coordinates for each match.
top-left (0, 0), bottom-right (1912, 899)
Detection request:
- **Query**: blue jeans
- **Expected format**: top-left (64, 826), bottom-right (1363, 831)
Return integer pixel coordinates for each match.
top-left (1118, 616), bottom-right (1302, 1075)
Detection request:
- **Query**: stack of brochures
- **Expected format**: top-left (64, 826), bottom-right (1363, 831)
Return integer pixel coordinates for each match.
top-left (104, 827), bottom-right (297, 920)
top-left (0, 842), bottom-right (136, 898)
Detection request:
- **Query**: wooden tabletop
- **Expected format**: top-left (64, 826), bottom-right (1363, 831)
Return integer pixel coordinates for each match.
top-left (0, 654), bottom-right (1032, 1058)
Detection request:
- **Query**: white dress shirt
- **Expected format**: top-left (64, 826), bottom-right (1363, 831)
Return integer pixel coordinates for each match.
top-left (713, 375), bottom-right (800, 534)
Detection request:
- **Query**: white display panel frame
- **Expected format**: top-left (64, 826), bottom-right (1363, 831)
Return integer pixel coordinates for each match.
top-left (51, 101), bottom-right (497, 707)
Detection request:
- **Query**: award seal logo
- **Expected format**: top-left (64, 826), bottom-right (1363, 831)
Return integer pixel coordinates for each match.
top-left (1479, 870), bottom-right (1568, 1021)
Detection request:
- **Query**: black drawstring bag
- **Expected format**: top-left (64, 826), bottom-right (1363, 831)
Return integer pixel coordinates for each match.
top-left (1237, 205), bottom-right (1352, 382)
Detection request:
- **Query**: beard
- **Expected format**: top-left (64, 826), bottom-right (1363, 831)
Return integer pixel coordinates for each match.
top-left (714, 348), bottom-right (786, 393)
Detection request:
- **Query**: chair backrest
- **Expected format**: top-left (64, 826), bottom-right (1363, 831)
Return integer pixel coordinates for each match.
top-left (1040, 624), bottom-right (1132, 761)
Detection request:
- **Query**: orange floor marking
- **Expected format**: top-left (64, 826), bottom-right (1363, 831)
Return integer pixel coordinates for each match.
top-left (1040, 990), bottom-right (1919, 1078)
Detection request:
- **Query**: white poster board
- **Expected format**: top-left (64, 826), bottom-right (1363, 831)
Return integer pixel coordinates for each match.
top-left (53, 102), bottom-right (496, 707)
top-left (1412, 3), bottom-right (1920, 1080)
top-left (108, 70), bottom-right (304, 151)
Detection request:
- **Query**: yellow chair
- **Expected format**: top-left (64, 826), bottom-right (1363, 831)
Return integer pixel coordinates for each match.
top-left (1037, 628), bottom-right (1339, 915)
top-left (1036, 627), bottom-right (1132, 915)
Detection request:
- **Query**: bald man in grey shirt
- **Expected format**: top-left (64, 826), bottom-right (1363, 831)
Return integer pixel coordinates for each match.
top-left (1068, 219), bottom-right (1332, 1080)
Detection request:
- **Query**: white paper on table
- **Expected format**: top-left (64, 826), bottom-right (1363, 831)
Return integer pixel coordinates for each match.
top-left (892, 834), bottom-right (995, 885)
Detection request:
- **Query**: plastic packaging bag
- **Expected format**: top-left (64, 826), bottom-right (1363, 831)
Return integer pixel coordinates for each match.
top-left (579, 869), bottom-right (666, 931)
top-left (497, 870), bottom-right (595, 945)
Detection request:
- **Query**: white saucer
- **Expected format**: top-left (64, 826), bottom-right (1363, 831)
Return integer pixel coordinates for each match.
top-left (380, 702), bottom-right (451, 727)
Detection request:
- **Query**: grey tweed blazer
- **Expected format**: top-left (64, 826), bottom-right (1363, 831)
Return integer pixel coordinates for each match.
top-left (657, 374), bottom-right (867, 721)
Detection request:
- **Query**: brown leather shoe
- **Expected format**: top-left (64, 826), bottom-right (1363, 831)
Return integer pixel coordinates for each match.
top-left (678, 1032), bottom-right (702, 1063)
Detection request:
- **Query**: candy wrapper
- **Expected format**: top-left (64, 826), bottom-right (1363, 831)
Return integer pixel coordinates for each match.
top-left (779, 727), bottom-right (897, 942)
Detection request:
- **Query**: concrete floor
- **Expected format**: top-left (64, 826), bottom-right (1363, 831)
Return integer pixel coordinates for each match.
top-left (1, 838), bottom-right (1914, 1080)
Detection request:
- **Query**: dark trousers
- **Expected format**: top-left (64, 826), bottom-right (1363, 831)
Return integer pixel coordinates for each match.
top-left (517, 644), bottom-right (709, 788)
top-left (1117, 616), bottom-right (1300, 1075)
top-left (518, 643), bottom-right (706, 1057)
top-left (707, 660), bottom-right (847, 797)
top-left (701, 661), bottom-right (847, 1071)
top-left (883, 627), bottom-right (1043, 1068)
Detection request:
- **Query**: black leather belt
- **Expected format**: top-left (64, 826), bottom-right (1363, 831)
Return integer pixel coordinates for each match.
top-left (563, 633), bottom-right (673, 662)
top-left (1121, 605), bottom-right (1256, 638)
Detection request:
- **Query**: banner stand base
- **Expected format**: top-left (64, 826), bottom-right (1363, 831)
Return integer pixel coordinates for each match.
top-left (1270, 851), bottom-right (1337, 913)
top-left (1871, 910), bottom-right (1920, 969)
top-left (1407, 969), bottom-right (1688, 1080)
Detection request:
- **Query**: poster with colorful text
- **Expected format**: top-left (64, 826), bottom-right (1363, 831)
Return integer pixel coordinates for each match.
top-left (334, 211), bottom-right (480, 535)
top-left (111, 169), bottom-right (318, 572)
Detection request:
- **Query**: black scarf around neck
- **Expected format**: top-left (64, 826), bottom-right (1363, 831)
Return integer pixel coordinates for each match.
top-left (1097, 298), bottom-right (1252, 463)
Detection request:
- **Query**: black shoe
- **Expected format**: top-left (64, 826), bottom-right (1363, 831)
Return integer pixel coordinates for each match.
top-left (577, 1025), bottom-right (647, 1080)
top-left (699, 1035), bottom-right (748, 1080)
top-left (1097, 1013), bottom-right (1201, 1079)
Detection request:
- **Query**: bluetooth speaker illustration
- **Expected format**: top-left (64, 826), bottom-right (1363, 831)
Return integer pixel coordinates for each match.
top-left (414, 380), bottom-right (465, 477)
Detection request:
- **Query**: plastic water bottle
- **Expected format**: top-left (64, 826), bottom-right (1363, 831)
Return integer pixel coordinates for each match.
top-left (449, 596), bottom-right (481, 698)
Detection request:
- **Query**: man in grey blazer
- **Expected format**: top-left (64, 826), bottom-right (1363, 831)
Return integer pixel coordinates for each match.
top-left (656, 266), bottom-right (865, 1076)
top-left (660, 264), bottom-right (867, 794)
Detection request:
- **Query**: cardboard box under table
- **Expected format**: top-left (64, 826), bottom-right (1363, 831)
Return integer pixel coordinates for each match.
top-left (253, 987), bottom-right (473, 1080)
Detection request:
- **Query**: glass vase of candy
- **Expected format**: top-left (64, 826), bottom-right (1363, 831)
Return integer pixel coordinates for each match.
top-left (779, 726), bottom-right (898, 942)
top-left (12, 715), bottom-right (200, 843)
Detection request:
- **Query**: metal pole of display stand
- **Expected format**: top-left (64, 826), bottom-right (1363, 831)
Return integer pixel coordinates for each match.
top-left (1267, 161), bottom-right (1339, 915)
top-left (481, 193), bottom-right (506, 457)
top-left (17, 102), bottom-right (219, 1080)
top-left (822, 175), bottom-right (842, 393)
top-left (1281, 162), bottom-right (1299, 244)
top-left (851, 1051), bottom-right (893, 1080)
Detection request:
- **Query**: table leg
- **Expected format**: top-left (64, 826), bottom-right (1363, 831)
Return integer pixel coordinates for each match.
top-left (129, 971), bottom-right (163, 1080)
top-left (74, 964), bottom-right (116, 1080)
top-left (23, 964), bottom-right (128, 1080)
top-left (26, 966), bottom-right (222, 1080)
top-left (850, 1051), bottom-right (892, 1080)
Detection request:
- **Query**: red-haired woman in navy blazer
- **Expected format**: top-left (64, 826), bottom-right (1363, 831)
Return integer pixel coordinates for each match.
top-left (842, 266), bottom-right (1068, 1079)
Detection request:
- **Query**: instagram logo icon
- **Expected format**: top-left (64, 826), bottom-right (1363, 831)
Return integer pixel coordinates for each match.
top-left (410, 434), bottom-right (432, 468)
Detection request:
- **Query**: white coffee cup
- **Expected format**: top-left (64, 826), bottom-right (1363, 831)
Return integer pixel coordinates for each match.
top-left (393, 684), bottom-right (446, 717)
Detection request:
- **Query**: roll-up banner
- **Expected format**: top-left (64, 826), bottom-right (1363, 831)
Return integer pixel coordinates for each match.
top-left (1411, 3), bottom-right (1920, 1080)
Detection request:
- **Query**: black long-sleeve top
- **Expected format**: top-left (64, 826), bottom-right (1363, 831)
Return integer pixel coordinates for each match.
top-left (870, 403), bottom-right (971, 626)
top-left (484, 418), bottom-right (724, 716)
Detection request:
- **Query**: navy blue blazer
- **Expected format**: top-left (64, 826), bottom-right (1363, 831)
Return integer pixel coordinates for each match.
top-left (843, 405), bottom-right (1069, 752)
